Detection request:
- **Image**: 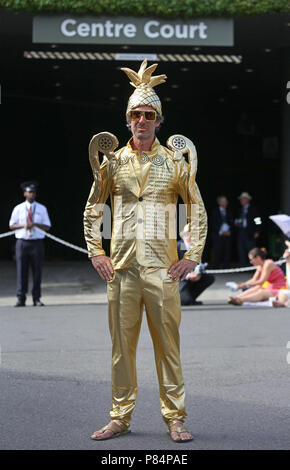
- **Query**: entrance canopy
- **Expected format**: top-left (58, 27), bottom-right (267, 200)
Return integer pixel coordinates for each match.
top-left (0, 11), bottom-right (289, 103)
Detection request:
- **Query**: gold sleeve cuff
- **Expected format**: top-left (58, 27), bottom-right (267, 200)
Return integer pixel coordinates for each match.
top-left (183, 252), bottom-right (202, 264)
top-left (88, 248), bottom-right (106, 259)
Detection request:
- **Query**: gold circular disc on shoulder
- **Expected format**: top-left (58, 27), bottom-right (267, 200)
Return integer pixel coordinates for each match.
top-left (93, 132), bottom-right (119, 154)
top-left (166, 135), bottom-right (188, 153)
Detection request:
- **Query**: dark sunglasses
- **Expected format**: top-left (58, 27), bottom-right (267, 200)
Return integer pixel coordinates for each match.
top-left (128, 110), bottom-right (157, 121)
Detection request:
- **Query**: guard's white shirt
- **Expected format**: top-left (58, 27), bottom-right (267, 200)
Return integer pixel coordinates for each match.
top-left (9, 201), bottom-right (51, 239)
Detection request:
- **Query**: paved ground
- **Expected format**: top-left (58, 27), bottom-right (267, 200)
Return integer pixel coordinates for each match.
top-left (1, 298), bottom-right (290, 450)
top-left (1, 261), bottom-right (289, 450)
top-left (0, 260), bottom-right (250, 306)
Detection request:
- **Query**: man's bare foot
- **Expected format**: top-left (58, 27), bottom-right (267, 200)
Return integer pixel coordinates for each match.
top-left (273, 300), bottom-right (286, 308)
top-left (91, 421), bottom-right (122, 440)
top-left (168, 422), bottom-right (193, 442)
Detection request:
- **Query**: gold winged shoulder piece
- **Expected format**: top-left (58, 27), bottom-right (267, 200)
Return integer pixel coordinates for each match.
top-left (166, 134), bottom-right (197, 181)
top-left (88, 132), bottom-right (119, 174)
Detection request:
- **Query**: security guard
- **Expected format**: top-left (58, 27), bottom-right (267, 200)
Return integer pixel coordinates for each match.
top-left (9, 181), bottom-right (51, 307)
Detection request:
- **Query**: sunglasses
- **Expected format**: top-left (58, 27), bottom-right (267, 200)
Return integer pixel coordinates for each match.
top-left (128, 110), bottom-right (157, 121)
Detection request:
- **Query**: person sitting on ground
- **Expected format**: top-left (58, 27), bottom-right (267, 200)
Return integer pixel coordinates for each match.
top-left (228, 247), bottom-right (286, 306)
top-left (178, 224), bottom-right (215, 305)
top-left (273, 241), bottom-right (290, 308)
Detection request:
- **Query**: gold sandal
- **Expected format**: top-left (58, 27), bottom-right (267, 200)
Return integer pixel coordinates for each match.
top-left (90, 422), bottom-right (131, 441)
top-left (167, 422), bottom-right (193, 443)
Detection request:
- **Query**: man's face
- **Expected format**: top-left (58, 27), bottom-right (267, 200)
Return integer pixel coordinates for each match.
top-left (129, 106), bottom-right (160, 141)
top-left (240, 197), bottom-right (249, 207)
top-left (24, 190), bottom-right (36, 203)
top-left (219, 197), bottom-right (228, 208)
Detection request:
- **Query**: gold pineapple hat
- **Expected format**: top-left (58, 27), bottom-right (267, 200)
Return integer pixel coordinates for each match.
top-left (121, 59), bottom-right (167, 117)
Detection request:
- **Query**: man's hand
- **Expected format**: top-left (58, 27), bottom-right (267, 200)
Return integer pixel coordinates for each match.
top-left (25, 222), bottom-right (35, 229)
top-left (168, 259), bottom-right (197, 281)
top-left (91, 255), bottom-right (114, 281)
top-left (253, 232), bottom-right (260, 239)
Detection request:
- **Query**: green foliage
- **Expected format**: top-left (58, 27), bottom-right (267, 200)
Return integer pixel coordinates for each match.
top-left (0, 0), bottom-right (289, 17)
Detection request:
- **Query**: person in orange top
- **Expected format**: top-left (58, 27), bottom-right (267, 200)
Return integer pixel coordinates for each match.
top-left (228, 247), bottom-right (286, 305)
top-left (273, 242), bottom-right (290, 308)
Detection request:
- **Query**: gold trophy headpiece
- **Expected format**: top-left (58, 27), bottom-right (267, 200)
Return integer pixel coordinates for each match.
top-left (121, 59), bottom-right (167, 117)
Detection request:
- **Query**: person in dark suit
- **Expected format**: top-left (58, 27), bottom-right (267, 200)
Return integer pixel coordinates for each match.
top-left (212, 195), bottom-right (233, 268)
top-left (235, 192), bottom-right (262, 267)
top-left (178, 225), bottom-right (215, 305)
top-left (9, 181), bottom-right (51, 307)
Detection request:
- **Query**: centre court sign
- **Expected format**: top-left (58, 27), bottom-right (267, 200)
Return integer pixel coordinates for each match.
top-left (33, 16), bottom-right (233, 46)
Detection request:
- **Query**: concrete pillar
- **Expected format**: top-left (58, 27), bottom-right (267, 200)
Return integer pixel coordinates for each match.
top-left (281, 47), bottom-right (290, 214)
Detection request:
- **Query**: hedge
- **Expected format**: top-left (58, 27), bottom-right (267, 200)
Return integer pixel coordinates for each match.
top-left (0, 0), bottom-right (289, 18)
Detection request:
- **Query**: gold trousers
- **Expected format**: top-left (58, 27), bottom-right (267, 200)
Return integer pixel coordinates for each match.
top-left (107, 263), bottom-right (187, 428)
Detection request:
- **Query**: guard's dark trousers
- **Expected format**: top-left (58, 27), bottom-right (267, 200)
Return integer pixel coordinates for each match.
top-left (15, 239), bottom-right (44, 302)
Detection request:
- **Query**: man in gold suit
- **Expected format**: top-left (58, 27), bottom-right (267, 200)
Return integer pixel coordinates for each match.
top-left (83, 60), bottom-right (207, 442)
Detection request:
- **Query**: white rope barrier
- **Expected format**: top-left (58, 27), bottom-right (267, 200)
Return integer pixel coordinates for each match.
top-left (207, 266), bottom-right (256, 274)
top-left (35, 228), bottom-right (88, 254)
top-left (0, 230), bottom-right (16, 239)
top-left (1, 228), bottom-right (88, 254)
top-left (0, 229), bottom-right (286, 272)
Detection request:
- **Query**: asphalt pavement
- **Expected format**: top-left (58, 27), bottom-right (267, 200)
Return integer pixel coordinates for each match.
top-left (1, 298), bottom-right (290, 450)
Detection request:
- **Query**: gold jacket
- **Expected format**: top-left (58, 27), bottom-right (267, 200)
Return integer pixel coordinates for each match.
top-left (83, 137), bottom-right (207, 269)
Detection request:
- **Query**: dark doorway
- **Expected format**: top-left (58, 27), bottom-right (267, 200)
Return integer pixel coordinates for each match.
top-left (1, 11), bottom-right (288, 262)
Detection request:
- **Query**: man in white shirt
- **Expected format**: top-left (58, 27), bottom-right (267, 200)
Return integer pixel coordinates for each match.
top-left (9, 181), bottom-right (51, 307)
